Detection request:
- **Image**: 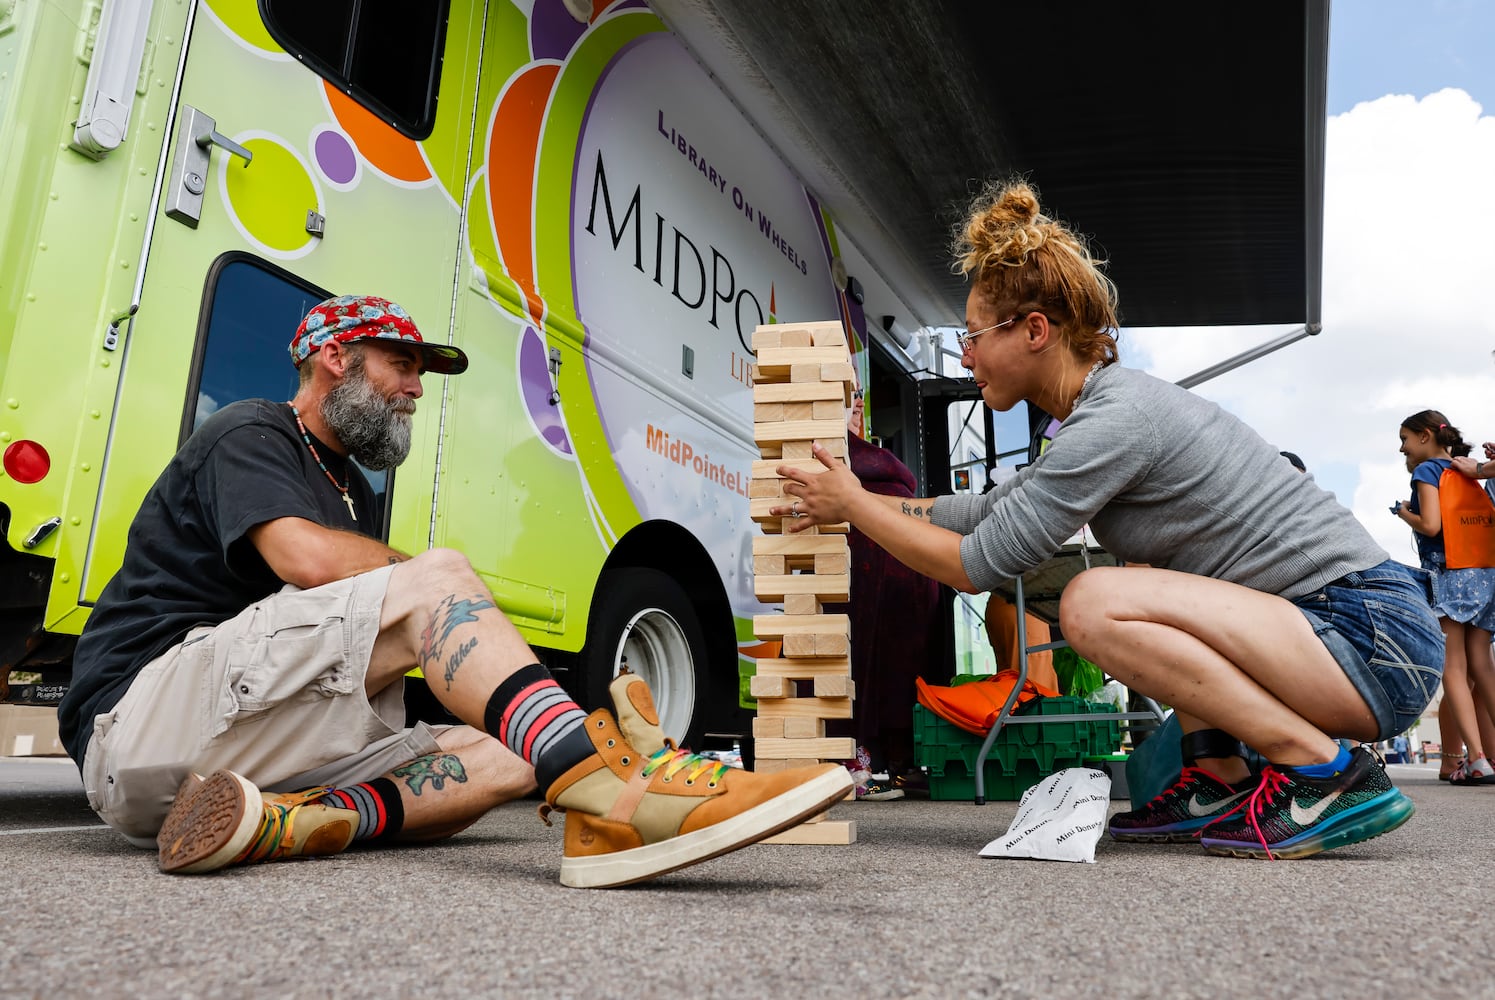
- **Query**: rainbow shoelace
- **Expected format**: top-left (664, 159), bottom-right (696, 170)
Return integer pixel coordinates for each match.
top-left (641, 746), bottom-right (730, 787)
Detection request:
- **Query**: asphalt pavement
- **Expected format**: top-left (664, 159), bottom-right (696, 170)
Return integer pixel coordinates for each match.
top-left (1, 755), bottom-right (1489, 999)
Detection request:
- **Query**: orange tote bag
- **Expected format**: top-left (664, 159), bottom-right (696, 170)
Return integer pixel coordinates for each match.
top-left (1438, 467), bottom-right (1495, 569)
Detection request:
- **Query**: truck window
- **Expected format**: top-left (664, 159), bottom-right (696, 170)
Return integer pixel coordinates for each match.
top-left (257, 0), bottom-right (449, 140)
top-left (182, 254), bottom-right (393, 533)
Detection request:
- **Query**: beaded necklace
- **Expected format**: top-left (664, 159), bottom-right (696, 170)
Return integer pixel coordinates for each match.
top-left (289, 403), bottom-right (356, 521)
top-left (1073, 359), bottom-right (1106, 410)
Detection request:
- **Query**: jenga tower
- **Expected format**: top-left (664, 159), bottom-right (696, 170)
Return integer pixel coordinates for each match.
top-left (747, 320), bottom-right (858, 845)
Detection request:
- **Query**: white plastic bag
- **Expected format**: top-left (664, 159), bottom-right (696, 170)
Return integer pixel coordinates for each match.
top-left (978, 767), bottom-right (1112, 864)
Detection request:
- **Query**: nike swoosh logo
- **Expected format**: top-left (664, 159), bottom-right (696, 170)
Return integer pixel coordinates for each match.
top-left (1187, 790), bottom-right (1250, 817)
top-left (1290, 789), bottom-right (1343, 826)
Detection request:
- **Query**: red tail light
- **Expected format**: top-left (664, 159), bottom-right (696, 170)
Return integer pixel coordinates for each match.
top-left (3, 440), bottom-right (51, 484)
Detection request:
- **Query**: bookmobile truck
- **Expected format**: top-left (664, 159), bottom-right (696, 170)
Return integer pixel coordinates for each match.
top-left (0, 0), bottom-right (961, 754)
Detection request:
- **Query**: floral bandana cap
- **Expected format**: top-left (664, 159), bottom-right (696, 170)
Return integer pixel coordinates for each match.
top-left (289, 294), bottom-right (468, 375)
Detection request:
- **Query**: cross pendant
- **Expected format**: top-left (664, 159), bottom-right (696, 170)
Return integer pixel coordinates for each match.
top-left (342, 493), bottom-right (357, 521)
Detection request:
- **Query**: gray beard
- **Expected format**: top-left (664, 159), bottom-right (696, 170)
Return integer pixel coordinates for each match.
top-left (321, 363), bottom-right (414, 471)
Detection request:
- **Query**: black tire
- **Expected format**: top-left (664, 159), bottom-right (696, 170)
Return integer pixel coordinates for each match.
top-left (581, 567), bottom-right (710, 748)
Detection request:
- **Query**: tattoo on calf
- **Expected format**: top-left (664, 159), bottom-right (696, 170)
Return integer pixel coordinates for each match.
top-left (418, 593), bottom-right (496, 689)
top-left (392, 754), bottom-right (469, 796)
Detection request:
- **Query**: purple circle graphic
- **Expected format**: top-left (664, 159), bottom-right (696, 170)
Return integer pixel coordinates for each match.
top-left (529, 0), bottom-right (588, 62)
top-left (314, 130), bottom-right (357, 185)
top-left (519, 327), bottom-right (572, 454)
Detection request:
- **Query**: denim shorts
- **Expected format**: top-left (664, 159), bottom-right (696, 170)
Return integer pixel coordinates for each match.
top-left (1290, 559), bottom-right (1443, 740)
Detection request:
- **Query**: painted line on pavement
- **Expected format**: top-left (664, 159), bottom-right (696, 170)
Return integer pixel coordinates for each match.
top-left (1, 825), bottom-right (110, 835)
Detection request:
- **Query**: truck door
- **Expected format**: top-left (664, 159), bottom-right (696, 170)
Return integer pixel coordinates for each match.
top-left (77, 0), bottom-right (482, 604)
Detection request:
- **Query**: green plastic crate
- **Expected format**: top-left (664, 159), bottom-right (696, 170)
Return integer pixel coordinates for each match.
top-left (913, 697), bottom-right (1123, 801)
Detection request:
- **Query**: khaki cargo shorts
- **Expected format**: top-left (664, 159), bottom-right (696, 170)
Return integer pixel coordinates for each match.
top-left (81, 565), bottom-right (443, 846)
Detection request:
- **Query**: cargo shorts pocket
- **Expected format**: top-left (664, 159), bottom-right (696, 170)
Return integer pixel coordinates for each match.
top-left (209, 603), bottom-right (357, 738)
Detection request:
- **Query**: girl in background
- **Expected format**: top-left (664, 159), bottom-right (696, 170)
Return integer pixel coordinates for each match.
top-left (1394, 411), bottom-right (1495, 784)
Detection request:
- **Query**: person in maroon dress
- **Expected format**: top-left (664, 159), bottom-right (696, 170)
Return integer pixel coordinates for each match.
top-left (825, 382), bottom-right (941, 797)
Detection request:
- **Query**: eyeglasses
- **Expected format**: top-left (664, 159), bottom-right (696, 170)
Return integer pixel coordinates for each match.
top-left (956, 315), bottom-right (1019, 352)
top-left (851, 389), bottom-right (864, 401)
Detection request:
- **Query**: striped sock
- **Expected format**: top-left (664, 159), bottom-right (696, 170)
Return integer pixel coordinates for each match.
top-left (483, 662), bottom-right (592, 793)
top-left (314, 777), bottom-right (404, 842)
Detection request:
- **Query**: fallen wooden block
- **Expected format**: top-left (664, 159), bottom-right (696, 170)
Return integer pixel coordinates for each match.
top-left (762, 819), bottom-right (857, 845)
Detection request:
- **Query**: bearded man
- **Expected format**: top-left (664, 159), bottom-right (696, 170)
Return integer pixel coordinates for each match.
top-left (58, 294), bottom-right (848, 887)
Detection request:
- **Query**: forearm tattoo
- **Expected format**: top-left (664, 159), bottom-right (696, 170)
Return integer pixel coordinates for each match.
top-left (419, 593), bottom-right (496, 690)
top-left (392, 753), bottom-right (469, 796)
top-left (900, 501), bottom-right (929, 521)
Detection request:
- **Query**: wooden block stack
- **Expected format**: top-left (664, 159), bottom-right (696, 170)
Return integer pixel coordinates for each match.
top-left (748, 320), bottom-right (858, 846)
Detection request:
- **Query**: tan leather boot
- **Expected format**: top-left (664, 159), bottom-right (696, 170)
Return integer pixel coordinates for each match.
top-left (543, 709), bottom-right (852, 888)
top-left (158, 770), bottom-right (357, 874)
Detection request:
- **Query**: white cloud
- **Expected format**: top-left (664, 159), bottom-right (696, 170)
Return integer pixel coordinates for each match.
top-left (1124, 88), bottom-right (1495, 563)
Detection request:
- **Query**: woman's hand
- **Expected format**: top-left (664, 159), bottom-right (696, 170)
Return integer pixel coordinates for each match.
top-left (772, 441), bottom-right (866, 532)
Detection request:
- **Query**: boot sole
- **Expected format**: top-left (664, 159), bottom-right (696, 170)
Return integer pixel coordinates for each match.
top-left (157, 770), bottom-right (263, 874)
top-left (559, 766), bottom-right (855, 888)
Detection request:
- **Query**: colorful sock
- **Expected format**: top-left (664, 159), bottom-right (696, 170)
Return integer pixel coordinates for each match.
top-left (483, 662), bottom-right (592, 793)
top-left (1285, 744), bottom-right (1353, 779)
top-left (314, 777), bottom-right (405, 842)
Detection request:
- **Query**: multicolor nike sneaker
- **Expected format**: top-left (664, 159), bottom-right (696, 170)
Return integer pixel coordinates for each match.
top-left (1198, 746), bottom-right (1414, 860)
top-left (1108, 767), bottom-right (1255, 842)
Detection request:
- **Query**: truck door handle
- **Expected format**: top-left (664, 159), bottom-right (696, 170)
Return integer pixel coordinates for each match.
top-left (164, 105), bottom-right (251, 229)
top-left (195, 125), bottom-right (253, 165)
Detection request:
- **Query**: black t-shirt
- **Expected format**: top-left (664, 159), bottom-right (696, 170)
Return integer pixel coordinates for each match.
top-left (58, 399), bottom-right (379, 763)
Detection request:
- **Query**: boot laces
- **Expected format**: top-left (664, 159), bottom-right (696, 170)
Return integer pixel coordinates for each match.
top-left (234, 786), bottom-right (333, 864)
top-left (642, 746), bottom-right (729, 787)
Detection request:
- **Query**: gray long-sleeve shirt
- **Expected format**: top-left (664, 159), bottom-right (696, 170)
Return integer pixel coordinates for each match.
top-left (931, 364), bottom-right (1387, 599)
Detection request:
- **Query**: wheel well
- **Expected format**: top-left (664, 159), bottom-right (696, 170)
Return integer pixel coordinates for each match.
top-left (599, 520), bottom-right (737, 712)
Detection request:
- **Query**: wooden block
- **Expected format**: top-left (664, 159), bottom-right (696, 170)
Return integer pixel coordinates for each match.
top-left (753, 419), bottom-right (848, 445)
top-left (781, 441), bottom-right (813, 460)
top-left (751, 716), bottom-right (785, 738)
top-left (753, 402), bottom-right (785, 423)
top-left (812, 632), bottom-right (849, 656)
top-left (789, 363), bottom-right (824, 383)
top-left (753, 574), bottom-right (850, 603)
top-left (754, 758), bottom-right (790, 774)
top-left (813, 552), bottom-right (849, 575)
top-left (762, 819), bottom-right (857, 845)
top-left (784, 401), bottom-right (814, 421)
top-left (779, 629), bottom-right (852, 657)
top-left (752, 382), bottom-right (846, 404)
top-left (821, 362), bottom-right (855, 385)
top-left (762, 320), bottom-right (844, 347)
top-left (778, 328), bottom-right (814, 348)
top-left (783, 717), bottom-right (826, 739)
top-left (812, 400), bottom-right (844, 420)
top-left (813, 437), bottom-right (848, 460)
top-left (753, 613), bottom-right (850, 640)
top-left (752, 554), bottom-right (785, 576)
top-left (755, 737), bottom-right (855, 759)
top-left (749, 674), bottom-right (794, 699)
top-left (749, 477), bottom-right (785, 499)
top-left (754, 346), bottom-right (849, 377)
top-left (754, 656), bottom-right (852, 678)
top-left (783, 594), bottom-right (821, 616)
top-left (756, 696), bottom-right (853, 720)
top-left (759, 441), bottom-right (781, 459)
top-left (813, 675), bottom-right (856, 698)
top-left (751, 328), bottom-right (783, 351)
top-left (754, 535), bottom-right (849, 557)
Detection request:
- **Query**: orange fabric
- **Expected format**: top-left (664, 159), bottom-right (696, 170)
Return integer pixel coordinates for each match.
top-left (984, 596), bottom-right (1060, 692)
top-left (1439, 468), bottom-right (1495, 569)
top-left (916, 670), bottom-right (1062, 738)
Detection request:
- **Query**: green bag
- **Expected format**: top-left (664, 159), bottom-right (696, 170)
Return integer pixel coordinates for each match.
top-left (1051, 646), bottom-right (1105, 699)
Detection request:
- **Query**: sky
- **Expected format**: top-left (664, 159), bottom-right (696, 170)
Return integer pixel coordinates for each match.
top-left (1119, 0), bottom-right (1495, 566)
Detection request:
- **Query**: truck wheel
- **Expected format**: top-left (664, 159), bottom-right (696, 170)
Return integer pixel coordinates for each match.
top-left (582, 567), bottom-right (707, 747)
